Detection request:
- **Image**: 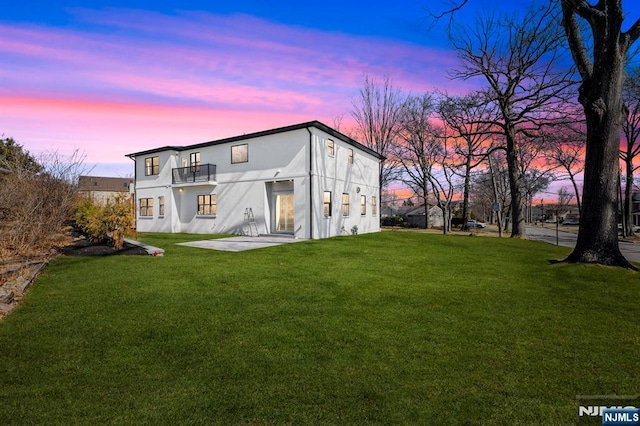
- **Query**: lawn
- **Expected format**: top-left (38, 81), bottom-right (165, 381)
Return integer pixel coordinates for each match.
top-left (0, 231), bottom-right (638, 424)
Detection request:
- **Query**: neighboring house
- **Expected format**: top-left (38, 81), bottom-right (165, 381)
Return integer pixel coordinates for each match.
top-left (632, 193), bottom-right (640, 226)
top-left (126, 121), bottom-right (383, 239)
top-left (381, 203), bottom-right (444, 228)
top-left (77, 176), bottom-right (133, 206)
top-left (406, 205), bottom-right (444, 228)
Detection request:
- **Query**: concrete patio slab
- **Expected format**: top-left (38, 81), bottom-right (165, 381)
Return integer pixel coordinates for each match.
top-left (123, 238), bottom-right (165, 256)
top-left (177, 235), bottom-right (305, 252)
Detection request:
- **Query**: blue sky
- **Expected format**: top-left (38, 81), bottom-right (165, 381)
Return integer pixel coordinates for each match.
top-left (1, 1), bottom-right (640, 177)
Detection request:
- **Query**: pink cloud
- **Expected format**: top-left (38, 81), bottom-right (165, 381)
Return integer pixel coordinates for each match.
top-left (0, 9), bottom-right (477, 173)
top-left (0, 93), bottom-right (316, 163)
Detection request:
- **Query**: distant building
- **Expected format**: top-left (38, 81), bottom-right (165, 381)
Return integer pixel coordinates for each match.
top-left (77, 176), bottom-right (133, 206)
top-left (381, 203), bottom-right (444, 228)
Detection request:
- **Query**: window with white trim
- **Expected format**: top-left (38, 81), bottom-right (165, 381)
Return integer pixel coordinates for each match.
top-left (197, 194), bottom-right (217, 216)
top-left (190, 152), bottom-right (200, 171)
top-left (145, 157), bottom-right (159, 176)
top-left (323, 191), bottom-right (332, 217)
top-left (348, 148), bottom-right (354, 164)
top-left (327, 139), bottom-right (335, 156)
top-left (342, 193), bottom-right (350, 216)
top-left (139, 198), bottom-right (153, 217)
top-left (360, 195), bottom-right (366, 215)
top-left (372, 196), bottom-right (377, 216)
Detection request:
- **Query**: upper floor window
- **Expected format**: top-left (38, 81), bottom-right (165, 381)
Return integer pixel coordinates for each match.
top-left (231, 144), bottom-right (248, 164)
top-left (139, 198), bottom-right (153, 217)
top-left (190, 152), bottom-right (200, 171)
top-left (145, 156), bottom-right (159, 176)
top-left (360, 195), bottom-right (366, 215)
top-left (323, 191), bottom-right (332, 217)
top-left (342, 193), bottom-right (350, 217)
top-left (197, 194), bottom-right (217, 216)
top-left (327, 139), bottom-right (335, 156)
top-left (372, 196), bottom-right (378, 216)
top-left (348, 148), bottom-right (354, 164)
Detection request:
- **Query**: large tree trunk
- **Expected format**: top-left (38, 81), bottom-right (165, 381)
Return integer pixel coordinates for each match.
top-left (505, 129), bottom-right (527, 238)
top-left (565, 62), bottom-right (633, 267)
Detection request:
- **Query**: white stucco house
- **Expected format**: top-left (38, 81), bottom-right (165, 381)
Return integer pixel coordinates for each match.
top-left (126, 121), bottom-right (383, 239)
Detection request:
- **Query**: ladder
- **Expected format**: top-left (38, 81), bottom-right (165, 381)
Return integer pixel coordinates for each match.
top-left (244, 208), bottom-right (260, 237)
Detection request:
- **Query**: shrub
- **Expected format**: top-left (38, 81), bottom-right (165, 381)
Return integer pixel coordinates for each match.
top-left (381, 215), bottom-right (404, 227)
top-left (74, 196), bottom-right (134, 250)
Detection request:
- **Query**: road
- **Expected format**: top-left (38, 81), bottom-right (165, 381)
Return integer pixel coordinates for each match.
top-left (526, 226), bottom-right (640, 264)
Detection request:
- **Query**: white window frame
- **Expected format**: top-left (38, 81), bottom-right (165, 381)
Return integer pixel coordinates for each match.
top-left (327, 139), bottom-right (335, 157)
top-left (323, 191), bottom-right (332, 217)
top-left (197, 194), bottom-right (217, 216)
top-left (139, 198), bottom-right (153, 217)
top-left (342, 193), bottom-right (350, 217)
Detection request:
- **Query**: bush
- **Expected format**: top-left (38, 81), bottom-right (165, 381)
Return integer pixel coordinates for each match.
top-left (381, 216), bottom-right (404, 227)
top-left (0, 147), bottom-right (83, 257)
top-left (74, 196), bottom-right (134, 250)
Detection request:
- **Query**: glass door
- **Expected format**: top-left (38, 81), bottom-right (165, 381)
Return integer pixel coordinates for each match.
top-left (275, 192), bottom-right (294, 233)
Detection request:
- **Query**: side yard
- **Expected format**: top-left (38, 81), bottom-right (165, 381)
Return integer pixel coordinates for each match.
top-left (0, 232), bottom-right (638, 424)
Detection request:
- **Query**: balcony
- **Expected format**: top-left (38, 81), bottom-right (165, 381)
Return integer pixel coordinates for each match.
top-left (172, 164), bottom-right (217, 186)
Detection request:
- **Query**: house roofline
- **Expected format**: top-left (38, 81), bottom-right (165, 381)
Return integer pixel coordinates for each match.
top-left (125, 120), bottom-right (385, 161)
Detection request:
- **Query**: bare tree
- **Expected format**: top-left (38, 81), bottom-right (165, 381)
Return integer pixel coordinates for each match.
top-left (561, 0), bottom-right (640, 268)
top-left (515, 135), bottom-right (555, 223)
top-left (350, 74), bottom-right (405, 200)
top-left (558, 186), bottom-right (575, 212)
top-left (449, 2), bottom-right (574, 239)
top-left (620, 66), bottom-right (640, 236)
top-left (544, 123), bottom-right (585, 216)
top-left (395, 94), bottom-right (458, 233)
top-left (471, 152), bottom-right (511, 233)
top-left (395, 94), bottom-right (438, 229)
top-left (0, 146), bottom-right (91, 258)
top-left (438, 92), bottom-right (494, 230)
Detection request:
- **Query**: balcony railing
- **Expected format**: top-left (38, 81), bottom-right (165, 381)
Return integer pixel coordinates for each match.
top-left (172, 164), bottom-right (216, 184)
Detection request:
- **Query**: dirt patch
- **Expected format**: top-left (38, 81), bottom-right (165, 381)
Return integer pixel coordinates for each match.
top-left (58, 237), bottom-right (149, 256)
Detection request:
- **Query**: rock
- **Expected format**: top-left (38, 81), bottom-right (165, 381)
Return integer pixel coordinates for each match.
top-left (0, 288), bottom-right (14, 304)
top-left (8, 276), bottom-right (30, 296)
top-left (0, 302), bottom-right (13, 315)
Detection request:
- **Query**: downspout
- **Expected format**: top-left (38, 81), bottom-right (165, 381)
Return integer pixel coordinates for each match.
top-left (306, 127), bottom-right (313, 240)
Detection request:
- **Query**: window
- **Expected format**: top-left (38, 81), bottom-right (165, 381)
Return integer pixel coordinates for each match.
top-left (145, 156), bottom-right (159, 176)
top-left (327, 139), bottom-right (335, 156)
top-left (342, 193), bottom-right (350, 216)
top-left (323, 191), bottom-right (332, 217)
top-left (139, 198), bottom-right (153, 217)
top-left (158, 196), bottom-right (165, 216)
top-left (197, 194), bottom-right (217, 216)
top-left (190, 152), bottom-right (200, 171)
top-left (348, 148), bottom-right (354, 164)
top-left (360, 195), bottom-right (366, 215)
top-left (372, 196), bottom-right (377, 215)
top-left (231, 144), bottom-right (248, 163)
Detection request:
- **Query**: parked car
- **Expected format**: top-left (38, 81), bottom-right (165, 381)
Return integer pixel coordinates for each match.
top-left (563, 219), bottom-right (579, 225)
top-left (467, 220), bottom-right (486, 229)
top-left (618, 223), bottom-right (640, 233)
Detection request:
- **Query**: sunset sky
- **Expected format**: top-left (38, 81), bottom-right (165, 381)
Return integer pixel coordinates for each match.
top-left (2, 1), bottom-right (640, 179)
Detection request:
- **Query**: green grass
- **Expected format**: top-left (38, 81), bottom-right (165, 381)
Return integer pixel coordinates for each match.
top-left (0, 232), bottom-right (638, 424)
